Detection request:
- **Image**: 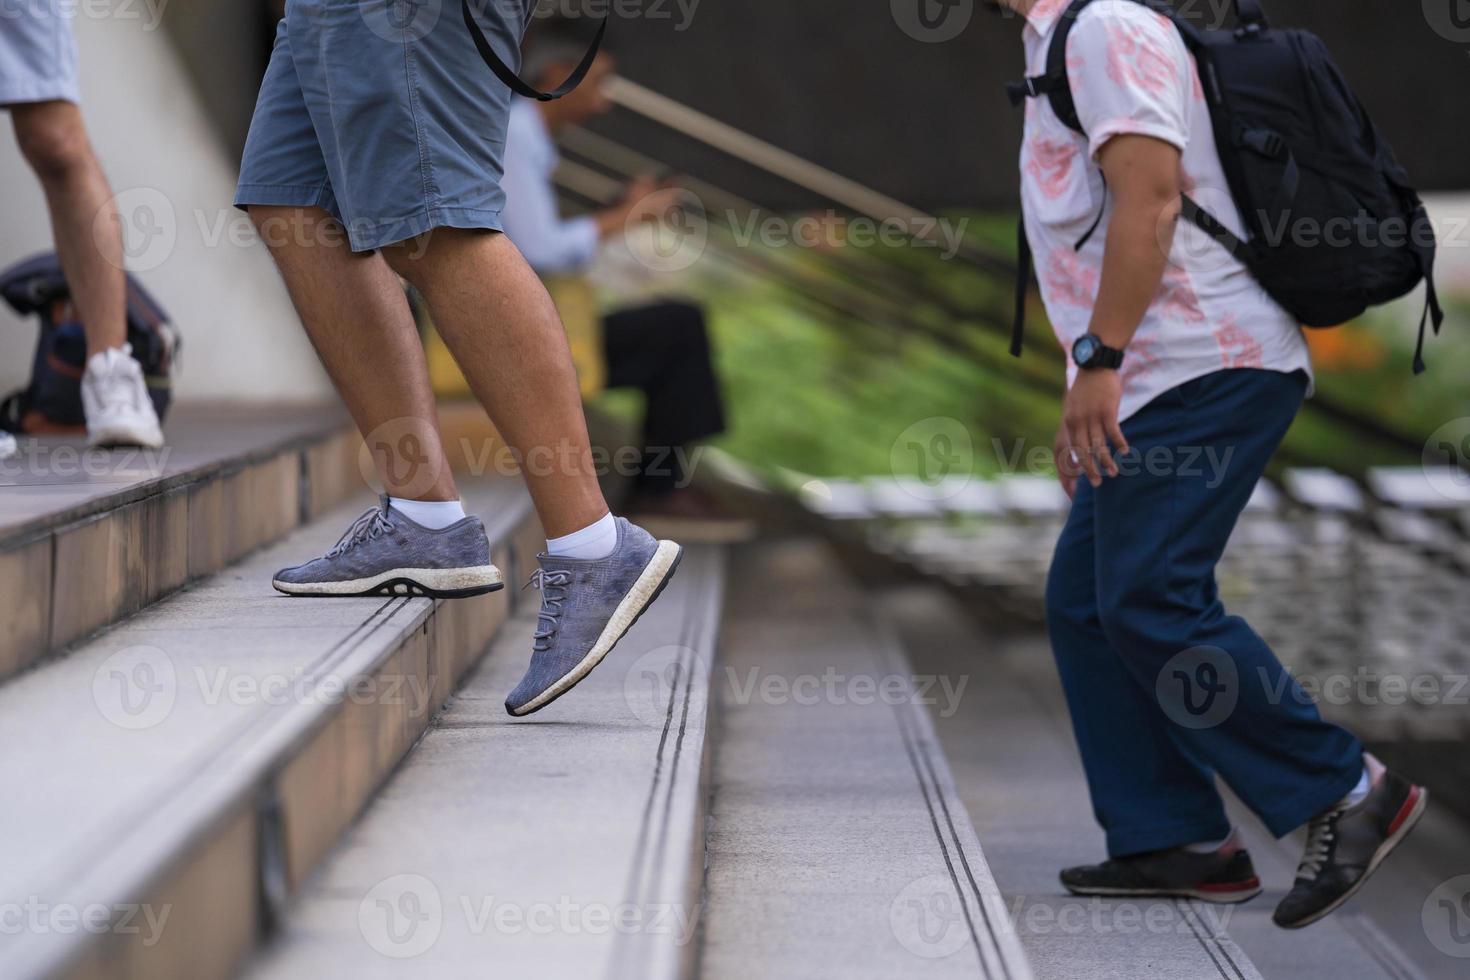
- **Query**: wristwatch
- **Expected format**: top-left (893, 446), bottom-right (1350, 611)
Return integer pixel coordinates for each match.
top-left (1072, 333), bottom-right (1125, 370)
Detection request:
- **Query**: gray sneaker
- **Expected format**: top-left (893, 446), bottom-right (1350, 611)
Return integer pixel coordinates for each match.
top-left (272, 496), bottom-right (503, 598)
top-left (505, 518), bottom-right (682, 716)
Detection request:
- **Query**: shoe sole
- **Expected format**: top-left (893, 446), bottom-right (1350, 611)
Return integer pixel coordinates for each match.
top-left (88, 424), bottom-right (164, 449)
top-left (1062, 880), bottom-right (1263, 905)
top-left (1275, 784), bottom-right (1429, 930)
top-left (506, 540), bottom-right (684, 717)
top-left (272, 564), bottom-right (504, 599)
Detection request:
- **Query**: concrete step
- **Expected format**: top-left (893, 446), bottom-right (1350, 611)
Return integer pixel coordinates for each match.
top-left (699, 538), bottom-right (1033, 980)
top-left (0, 478), bottom-right (542, 980)
top-left (0, 403), bottom-right (361, 682)
top-left (242, 545), bottom-right (725, 980)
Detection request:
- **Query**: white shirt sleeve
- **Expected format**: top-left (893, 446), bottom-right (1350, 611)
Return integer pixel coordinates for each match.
top-left (1066, 3), bottom-right (1192, 161)
top-left (500, 109), bottom-right (601, 276)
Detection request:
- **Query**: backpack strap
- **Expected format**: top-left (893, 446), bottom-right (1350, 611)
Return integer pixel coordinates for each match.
top-left (462, 0), bottom-right (607, 102)
top-left (1405, 203), bottom-right (1445, 375)
top-left (1012, 217), bottom-right (1033, 358)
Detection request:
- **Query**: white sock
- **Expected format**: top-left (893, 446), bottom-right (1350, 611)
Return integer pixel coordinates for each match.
top-left (1341, 755), bottom-right (1381, 808)
top-left (547, 512), bottom-right (618, 560)
top-left (1184, 829), bottom-right (1235, 854)
top-left (388, 497), bottom-right (467, 530)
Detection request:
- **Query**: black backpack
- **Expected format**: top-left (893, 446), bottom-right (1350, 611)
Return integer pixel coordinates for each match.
top-left (1007, 0), bottom-right (1444, 372)
top-left (0, 252), bottom-right (178, 434)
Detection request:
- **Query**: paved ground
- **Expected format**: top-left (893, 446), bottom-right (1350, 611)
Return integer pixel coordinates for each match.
top-left (699, 539), bottom-right (1028, 980)
top-left (888, 583), bottom-right (1470, 980)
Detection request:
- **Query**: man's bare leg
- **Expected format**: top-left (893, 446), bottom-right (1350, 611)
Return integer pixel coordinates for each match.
top-left (382, 229), bottom-right (609, 539)
top-left (250, 206), bottom-right (457, 502)
top-left (12, 101), bottom-right (125, 356)
top-left (14, 99), bottom-right (162, 448)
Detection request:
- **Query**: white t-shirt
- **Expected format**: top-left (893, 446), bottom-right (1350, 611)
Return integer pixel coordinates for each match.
top-left (1018, 0), bottom-right (1312, 421)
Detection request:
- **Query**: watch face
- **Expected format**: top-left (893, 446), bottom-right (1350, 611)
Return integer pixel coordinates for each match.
top-left (1074, 336), bottom-right (1099, 366)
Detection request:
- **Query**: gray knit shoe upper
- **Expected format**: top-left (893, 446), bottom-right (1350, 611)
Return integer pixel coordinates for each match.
top-left (505, 517), bottom-right (682, 716)
top-left (272, 495), bottom-right (502, 598)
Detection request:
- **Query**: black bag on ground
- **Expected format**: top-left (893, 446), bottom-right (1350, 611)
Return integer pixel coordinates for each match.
top-left (0, 252), bottom-right (178, 434)
top-left (1007, 0), bottom-right (1444, 372)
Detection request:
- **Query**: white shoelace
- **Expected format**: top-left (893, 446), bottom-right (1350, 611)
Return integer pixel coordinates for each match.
top-left (1296, 806), bottom-right (1345, 881)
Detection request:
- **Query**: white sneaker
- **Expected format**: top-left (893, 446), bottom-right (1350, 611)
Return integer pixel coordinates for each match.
top-left (0, 431), bottom-right (15, 460)
top-left (81, 344), bottom-right (164, 449)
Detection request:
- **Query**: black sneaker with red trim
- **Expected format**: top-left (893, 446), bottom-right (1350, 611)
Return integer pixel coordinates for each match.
top-left (1060, 833), bottom-right (1262, 904)
top-left (1273, 769), bottom-right (1427, 929)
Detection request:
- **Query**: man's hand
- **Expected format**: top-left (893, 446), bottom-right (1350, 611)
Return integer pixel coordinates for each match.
top-left (1054, 423), bottom-right (1081, 500)
top-left (598, 175), bottom-right (684, 238)
top-left (1062, 369), bottom-right (1129, 488)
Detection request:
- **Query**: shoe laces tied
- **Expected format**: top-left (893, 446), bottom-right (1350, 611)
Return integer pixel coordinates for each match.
top-left (91, 346), bottom-right (146, 414)
top-left (1296, 806), bottom-right (1345, 881)
top-left (526, 568), bottom-right (573, 652)
top-left (327, 506), bottom-right (394, 558)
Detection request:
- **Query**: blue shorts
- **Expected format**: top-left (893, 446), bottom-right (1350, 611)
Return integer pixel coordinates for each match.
top-left (235, 0), bottom-right (533, 252)
top-left (0, 1), bottom-right (81, 106)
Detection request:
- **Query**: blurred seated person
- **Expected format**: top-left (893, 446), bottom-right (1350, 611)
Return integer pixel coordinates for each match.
top-left (500, 17), bottom-right (733, 528)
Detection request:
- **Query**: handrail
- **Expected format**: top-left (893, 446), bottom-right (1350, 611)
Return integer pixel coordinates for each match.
top-left (607, 77), bottom-right (1003, 269)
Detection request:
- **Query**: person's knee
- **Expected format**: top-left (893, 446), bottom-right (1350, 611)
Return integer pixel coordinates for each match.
top-left (1095, 580), bottom-right (1198, 660)
top-left (14, 105), bottom-right (94, 183)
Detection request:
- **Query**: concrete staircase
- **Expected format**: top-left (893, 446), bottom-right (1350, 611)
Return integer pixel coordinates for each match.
top-left (0, 404), bottom-right (361, 681)
top-left (0, 448), bottom-right (542, 978)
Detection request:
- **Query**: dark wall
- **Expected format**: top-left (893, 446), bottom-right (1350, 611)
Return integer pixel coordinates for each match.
top-left (596, 0), bottom-right (1470, 210)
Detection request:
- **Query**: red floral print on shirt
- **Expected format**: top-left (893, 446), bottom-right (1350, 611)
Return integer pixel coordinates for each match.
top-left (1025, 133), bottom-right (1080, 200)
top-left (1103, 15), bottom-right (1178, 97)
top-left (1153, 265), bottom-right (1206, 323)
top-left (1043, 247), bottom-right (1100, 309)
top-left (1214, 314), bottom-right (1264, 368)
top-left (1121, 335), bottom-right (1161, 397)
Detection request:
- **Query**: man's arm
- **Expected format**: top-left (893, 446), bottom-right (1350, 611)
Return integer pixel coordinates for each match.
top-left (1062, 133), bottom-right (1182, 488)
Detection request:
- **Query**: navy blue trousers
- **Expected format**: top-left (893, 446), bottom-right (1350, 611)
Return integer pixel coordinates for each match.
top-left (1045, 368), bottom-right (1363, 858)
